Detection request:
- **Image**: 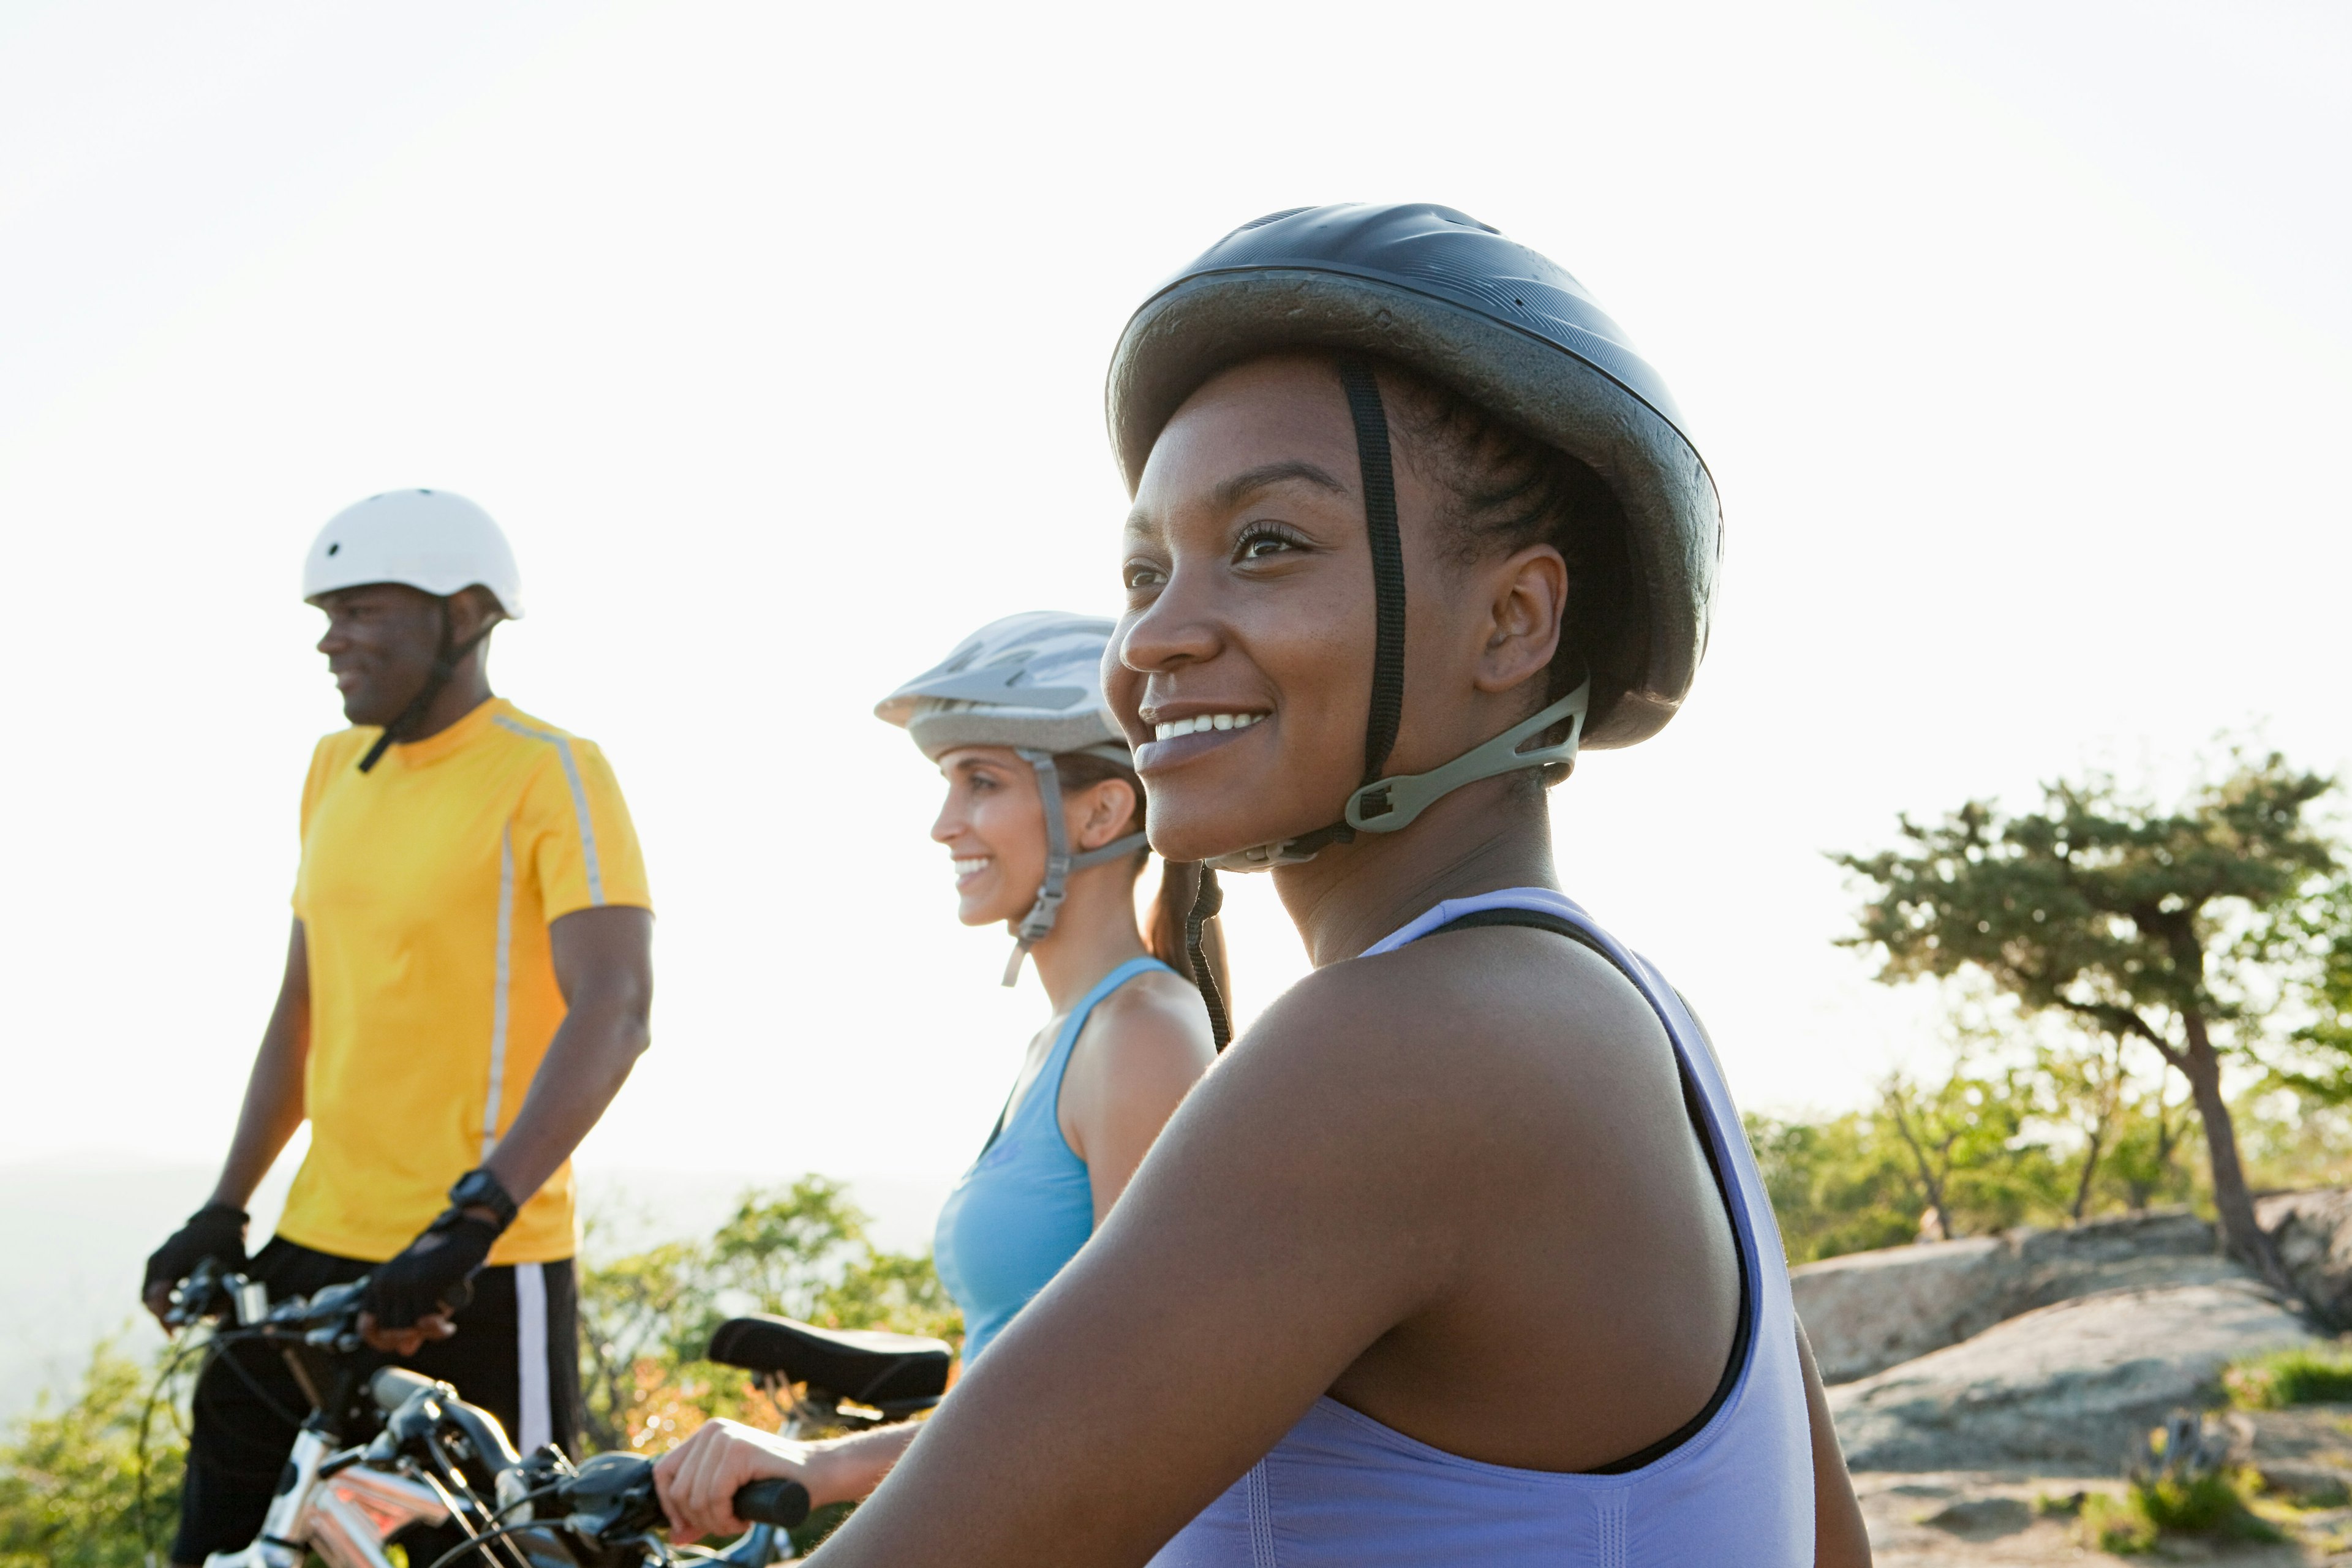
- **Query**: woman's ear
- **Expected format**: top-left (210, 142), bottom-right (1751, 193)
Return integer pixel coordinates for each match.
top-left (1073, 777), bottom-right (1139, 852)
top-left (1473, 543), bottom-right (1567, 697)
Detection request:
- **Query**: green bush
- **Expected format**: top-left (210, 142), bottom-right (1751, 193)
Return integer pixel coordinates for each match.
top-left (0, 1339), bottom-right (185, 1568)
top-left (2225, 1344), bottom-right (2352, 1409)
top-left (2079, 1471), bottom-right (2281, 1553)
top-left (576, 1175), bottom-right (960, 1454)
top-left (2082, 1412), bottom-right (2283, 1553)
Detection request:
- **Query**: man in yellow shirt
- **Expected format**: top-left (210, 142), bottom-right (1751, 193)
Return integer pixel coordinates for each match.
top-left (140, 490), bottom-right (655, 1564)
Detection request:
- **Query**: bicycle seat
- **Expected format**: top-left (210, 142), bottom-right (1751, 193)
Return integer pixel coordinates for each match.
top-left (706, 1315), bottom-right (952, 1408)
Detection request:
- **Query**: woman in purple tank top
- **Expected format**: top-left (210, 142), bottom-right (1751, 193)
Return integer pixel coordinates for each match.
top-left (807, 204), bottom-right (1871, 1567)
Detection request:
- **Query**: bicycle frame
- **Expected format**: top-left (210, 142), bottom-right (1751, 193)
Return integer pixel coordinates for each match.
top-left (203, 1427), bottom-right (451, 1568)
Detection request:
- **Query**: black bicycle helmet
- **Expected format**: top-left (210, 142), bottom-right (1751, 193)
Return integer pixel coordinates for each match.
top-left (1106, 202), bottom-right (1719, 752)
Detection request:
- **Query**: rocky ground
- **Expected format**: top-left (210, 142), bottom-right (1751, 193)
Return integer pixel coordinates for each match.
top-left (1853, 1406), bottom-right (2352, 1562)
top-left (1854, 1468), bottom-right (2298, 1564)
top-left (1799, 1202), bottom-right (2352, 1562)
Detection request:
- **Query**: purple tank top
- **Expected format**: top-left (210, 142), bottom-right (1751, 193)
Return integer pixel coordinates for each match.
top-left (1150, 889), bottom-right (1815, 1567)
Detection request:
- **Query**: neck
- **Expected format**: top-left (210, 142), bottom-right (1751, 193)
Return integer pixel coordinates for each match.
top-left (403, 657), bottom-right (495, 743)
top-left (1023, 860), bottom-right (1152, 1013)
top-left (1272, 774), bottom-right (1559, 966)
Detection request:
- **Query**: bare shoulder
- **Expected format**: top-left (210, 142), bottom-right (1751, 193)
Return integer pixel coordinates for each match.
top-left (1081, 965), bottom-right (1218, 1063)
top-left (1198, 924), bottom-right (1681, 1156)
top-left (1064, 966), bottom-right (1216, 1109)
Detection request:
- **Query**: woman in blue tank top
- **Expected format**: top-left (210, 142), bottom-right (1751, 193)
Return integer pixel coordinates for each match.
top-left (653, 613), bottom-right (1219, 1540)
top-left (796, 205), bottom-right (1872, 1567)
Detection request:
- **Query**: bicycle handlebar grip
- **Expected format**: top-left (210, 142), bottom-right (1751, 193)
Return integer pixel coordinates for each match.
top-left (368, 1365), bottom-right (446, 1414)
top-left (733, 1478), bottom-right (812, 1528)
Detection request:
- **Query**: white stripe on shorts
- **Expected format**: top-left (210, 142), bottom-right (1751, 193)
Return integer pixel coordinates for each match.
top-left (515, 1262), bottom-right (552, 1455)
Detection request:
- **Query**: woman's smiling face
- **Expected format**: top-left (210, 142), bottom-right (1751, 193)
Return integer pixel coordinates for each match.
top-left (930, 745), bottom-right (1051, 927)
top-left (1109, 354), bottom-right (1574, 869)
top-left (1104, 356), bottom-right (1447, 864)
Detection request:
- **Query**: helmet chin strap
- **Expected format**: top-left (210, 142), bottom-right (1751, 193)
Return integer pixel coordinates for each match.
top-left (1206, 678), bottom-right (1591, 874)
top-left (1203, 360), bottom-right (1591, 875)
top-left (1002, 747), bottom-right (1149, 986)
top-left (358, 598), bottom-right (497, 774)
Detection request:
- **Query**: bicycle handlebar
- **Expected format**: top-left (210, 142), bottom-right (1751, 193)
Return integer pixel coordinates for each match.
top-left (731, 1477), bottom-right (813, 1529)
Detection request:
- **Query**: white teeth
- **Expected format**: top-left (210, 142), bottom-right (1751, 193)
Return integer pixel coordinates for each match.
top-left (1152, 713), bottom-right (1265, 741)
top-left (952, 858), bottom-right (990, 876)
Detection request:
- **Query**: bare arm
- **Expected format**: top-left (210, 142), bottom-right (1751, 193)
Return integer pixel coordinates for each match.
top-left (1799, 1319), bottom-right (1871, 1567)
top-left (478, 905), bottom-right (654, 1206)
top-left (1061, 974), bottom-right (1217, 1224)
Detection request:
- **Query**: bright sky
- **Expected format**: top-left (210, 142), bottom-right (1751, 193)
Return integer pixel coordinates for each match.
top-left (4, 1), bottom-right (2346, 1199)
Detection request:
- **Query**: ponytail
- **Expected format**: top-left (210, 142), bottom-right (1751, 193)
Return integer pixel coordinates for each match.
top-left (1150, 860), bottom-right (1228, 1001)
top-left (1156, 861), bottom-right (1232, 1052)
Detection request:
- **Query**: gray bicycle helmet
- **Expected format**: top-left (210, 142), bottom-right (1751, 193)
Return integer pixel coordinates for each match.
top-left (1106, 203), bottom-right (1718, 878)
top-left (1110, 202), bottom-right (1717, 749)
top-left (878, 612), bottom-right (1148, 984)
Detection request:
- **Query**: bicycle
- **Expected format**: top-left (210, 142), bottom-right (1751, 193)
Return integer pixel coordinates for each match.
top-left (157, 1259), bottom-right (954, 1568)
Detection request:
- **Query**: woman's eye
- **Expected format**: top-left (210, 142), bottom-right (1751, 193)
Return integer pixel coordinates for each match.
top-left (1123, 562), bottom-right (1167, 590)
top-left (1235, 526), bottom-right (1302, 562)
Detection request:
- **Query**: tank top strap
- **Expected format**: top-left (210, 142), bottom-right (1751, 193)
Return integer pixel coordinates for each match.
top-left (1004, 955), bottom-right (1174, 1136)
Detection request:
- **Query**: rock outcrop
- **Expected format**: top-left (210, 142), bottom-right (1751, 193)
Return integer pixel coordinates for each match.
top-left (1793, 1210), bottom-right (2233, 1384)
top-left (2257, 1188), bottom-right (2352, 1327)
top-left (1828, 1280), bottom-right (2318, 1471)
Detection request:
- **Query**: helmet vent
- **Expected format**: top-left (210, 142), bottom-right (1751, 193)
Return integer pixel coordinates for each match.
top-left (326, 542), bottom-right (340, 555)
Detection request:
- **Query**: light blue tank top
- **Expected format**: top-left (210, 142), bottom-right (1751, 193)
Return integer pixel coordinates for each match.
top-left (935, 956), bottom-right (1174, 1363)
top-left (1151, 889), bottom-right (1814, 1567)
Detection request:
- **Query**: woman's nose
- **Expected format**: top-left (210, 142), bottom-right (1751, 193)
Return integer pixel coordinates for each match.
top-left (1118, 573), bottom-right (1221, 676)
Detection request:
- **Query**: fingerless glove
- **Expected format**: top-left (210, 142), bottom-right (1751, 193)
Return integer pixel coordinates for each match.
top-left (363, 1210), bottom-right (499, 1330)
top-left (143, 1202), bottom-right (250, 1298)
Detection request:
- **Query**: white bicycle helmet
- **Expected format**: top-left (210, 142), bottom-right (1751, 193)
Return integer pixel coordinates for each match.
top-left (302, 489), bottom-right (522, 772)
top-left (878, 612), bottom-right (1149, 984)
top-left (303, 489), bottom-right (524, 617)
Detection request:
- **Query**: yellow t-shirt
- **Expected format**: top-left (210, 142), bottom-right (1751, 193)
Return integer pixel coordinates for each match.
top-left (278, 698), bottom-right (651, 1265)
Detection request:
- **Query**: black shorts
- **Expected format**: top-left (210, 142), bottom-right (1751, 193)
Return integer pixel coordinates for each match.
top-left (172, 1236), bottom-right (582, 1564)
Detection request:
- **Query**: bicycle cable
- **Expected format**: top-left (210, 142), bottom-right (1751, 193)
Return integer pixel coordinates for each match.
top-left (197, 1329), bottom-right (307, 1428)
top-left (417, 1520), bottom-right (551, 1568)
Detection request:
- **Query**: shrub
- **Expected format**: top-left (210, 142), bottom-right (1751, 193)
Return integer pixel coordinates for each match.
top-left (2225, 1344), bottom-right (2352, 1410)
top-left (2081, 1411), bottom-right (2282, 1553)
top-left (576, 1175), bottom-right (960, 1455)
top-left (2080, 1471), bottom-right (2281, 1553)
top-left (0, 1340), bottom-right (186, 1568)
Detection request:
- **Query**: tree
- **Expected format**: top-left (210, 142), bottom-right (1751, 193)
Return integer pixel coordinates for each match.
top-left (575, 1175), bottom-right (960, 1453)
top-left (1836, 752), bottom-right (2339, 1291)
top-left (1878, 1058), bottom-right (2043, 1240)
top-left (2034, 1034), bottom-right (2132, 1222)
top-left (2105, 1072), bottom-right (2196, 1212)
top-left (1747, 1110), bottom-right (1922, 1264)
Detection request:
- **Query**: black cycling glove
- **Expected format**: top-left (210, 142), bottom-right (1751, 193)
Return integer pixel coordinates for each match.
top-left (364, 1210), bottom-right (500, 1330)
top-left (143, 1202), bottom-right (250, 1300)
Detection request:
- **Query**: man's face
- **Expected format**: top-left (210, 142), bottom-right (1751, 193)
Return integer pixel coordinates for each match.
top-left (312, 582), bottom-right (443, 726)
